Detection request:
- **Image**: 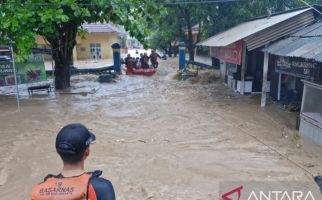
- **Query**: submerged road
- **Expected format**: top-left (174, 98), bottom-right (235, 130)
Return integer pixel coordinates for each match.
top-left (1, 58), bottom-right (322, 199)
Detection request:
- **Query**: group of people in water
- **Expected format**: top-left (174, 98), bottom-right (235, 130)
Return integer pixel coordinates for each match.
top-left (121, 49), bottom-right (161, 70)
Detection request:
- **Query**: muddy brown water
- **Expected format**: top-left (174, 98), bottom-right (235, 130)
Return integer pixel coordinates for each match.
top-left (1, 58), bottom-right (322, 200)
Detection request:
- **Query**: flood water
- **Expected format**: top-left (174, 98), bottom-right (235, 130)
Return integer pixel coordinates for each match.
top-left (1, 58), bottom-right (322, 199)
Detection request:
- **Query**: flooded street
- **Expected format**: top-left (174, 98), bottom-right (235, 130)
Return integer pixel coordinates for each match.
top-left (1, 58), bottom-right (322, 200)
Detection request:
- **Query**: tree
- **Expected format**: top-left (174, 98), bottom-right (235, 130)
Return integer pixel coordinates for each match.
top-left (149, 0), bottom-right (318, 61)
top-left (148, 7), bottom-right (183, 57)
top-left (148, 3), bottom-right (201, 61)
top-left (0, 0), bottom-right (162, 89)
top-left (149, 1), bottom-right (246, 61)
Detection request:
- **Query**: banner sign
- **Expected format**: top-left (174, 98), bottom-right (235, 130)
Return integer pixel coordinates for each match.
top-left (210, 41), bottom-right (243, 65)
top-left (275, 56), bottom-right (319, 80)
top-left (0, 54), bottom-right (47, 86)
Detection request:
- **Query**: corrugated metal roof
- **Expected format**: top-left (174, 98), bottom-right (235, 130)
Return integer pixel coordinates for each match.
top-left (198, 8), bottom-right (313, 49)
top-left (82, 23), bottom-right (125, 34)
top-left (262, 22), bottom-right (322, 62)
top-left (245, 11), bottom-right (314, 50)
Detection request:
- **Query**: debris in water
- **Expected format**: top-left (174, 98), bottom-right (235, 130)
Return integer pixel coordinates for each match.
top-left (190, 71), bottom-right (220, 84)
top-left (0, 168), bottom-right (8, 186)
top-left (116, 139), bottom-right (125, 143)
top-left (304, 163), bottom-right (316, 168)
top-left (98, 73), bottom-right (117, 83)
top-left (174, 69), bottom-right (198, 81)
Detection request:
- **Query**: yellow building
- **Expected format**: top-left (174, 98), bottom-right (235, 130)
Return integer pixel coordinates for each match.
top-left (36, 23), bottom-right (125, 61)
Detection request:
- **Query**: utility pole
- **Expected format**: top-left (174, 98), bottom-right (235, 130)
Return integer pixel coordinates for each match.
top-left (9, 41), bottom-right (20, 110)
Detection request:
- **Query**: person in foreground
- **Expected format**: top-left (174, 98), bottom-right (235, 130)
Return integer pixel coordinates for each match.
top-left (31, 123), bottom-right (115, 200)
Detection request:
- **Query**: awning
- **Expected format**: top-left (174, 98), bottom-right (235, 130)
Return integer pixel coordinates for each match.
top-left (262, 22), bottom-right (322, 63)
top-left (198, 8), bottom-right (314, 51)
top-left (0, 47), bottom-right (54, 55)
top-left (0, 46), bottom-right (10, 52)
top-left (31, 48), bottom-right (54, 55)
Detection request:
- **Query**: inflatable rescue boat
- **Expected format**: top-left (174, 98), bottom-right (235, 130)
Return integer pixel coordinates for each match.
top-left (126, 68), bottom-right (156, 76)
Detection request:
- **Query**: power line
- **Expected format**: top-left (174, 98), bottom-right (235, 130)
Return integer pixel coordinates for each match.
top-left (298, 0), bottom-right (322, 15)
top-left (162, 0), bottom-right (244, 5)
top-left (0, 0), bottom-right (244, 7)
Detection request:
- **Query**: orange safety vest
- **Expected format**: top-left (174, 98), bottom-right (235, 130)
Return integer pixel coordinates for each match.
top-left (31, 173), bottom-right (93, 200)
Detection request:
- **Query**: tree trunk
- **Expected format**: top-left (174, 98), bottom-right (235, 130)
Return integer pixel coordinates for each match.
top-left (168, 42), bottom-right (172, 57)
top-left (184, 8), bottom-right (194, 61)
top-left (53, 51), bottom-right (72, 89)
top-left (47, 23), bottom-right (78, 90)
top-left (196, 21), bottom-right (202, 56)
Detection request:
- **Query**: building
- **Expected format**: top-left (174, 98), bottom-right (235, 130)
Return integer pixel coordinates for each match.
top-left (198, 7), bottom-right (315, 101)
top-left (36, 23), bottom-right (125, 61)
top-left (125, 36), bottom-right (143, 49)
top-left (262, 21), bottom-right (322, 107)
top-left (77, 23), bottom-right (125, 60)
top-left (300, 80), bottom-right (322, 146)
top-left (262, 21), bottom-right (322, 145)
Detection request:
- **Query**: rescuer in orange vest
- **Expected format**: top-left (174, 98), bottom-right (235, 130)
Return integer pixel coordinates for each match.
top-left (31, 123), bottom-right (115, 200)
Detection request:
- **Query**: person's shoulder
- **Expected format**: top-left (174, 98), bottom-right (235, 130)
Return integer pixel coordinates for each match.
top-left (90, 176), bottom-right (113, 188)
top-left (89, 176), bottom-right (115, 200)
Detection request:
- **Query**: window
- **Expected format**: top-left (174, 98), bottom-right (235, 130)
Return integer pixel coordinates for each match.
top-left (90, 43), bottom-right (102, 59)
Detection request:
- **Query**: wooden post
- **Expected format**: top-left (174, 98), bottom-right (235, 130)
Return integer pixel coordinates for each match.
top-left (240, 42), bottom-right (247, 95)
top-left (277, 72), bottom-right (282, 101)
top-left (300, 83), bottom-right (307, 113)
top-left (220, 60), bottom-right (226, 81)
top-left (261, 51), bottom-right (269, 107)
top-left (9, 41), bottom-right (20, 110)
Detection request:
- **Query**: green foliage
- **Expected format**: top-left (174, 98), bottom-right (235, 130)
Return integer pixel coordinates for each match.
top-left (148, 7), bottom-right (182, 50)
top-left (148, 0), bottom-right (321, 54)
top-left (0, 0), bottom-right (162, 59)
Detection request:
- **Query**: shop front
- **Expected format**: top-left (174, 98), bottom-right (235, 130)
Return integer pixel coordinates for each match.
top-left (211, 42), bottom-right (270, 95)
top-left (210, 41), bottom-right (249, 93)
top-left (269, 56), bottom-right (321, 110)
top-left (199, 7), bottom-right (314, 98)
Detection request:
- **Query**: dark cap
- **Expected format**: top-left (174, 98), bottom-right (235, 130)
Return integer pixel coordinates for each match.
top-left (56, 123), bottom-right (96, 156)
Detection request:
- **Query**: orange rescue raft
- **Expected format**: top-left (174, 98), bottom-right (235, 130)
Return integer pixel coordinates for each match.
top-left (126, 68), bottom-right (156, 76)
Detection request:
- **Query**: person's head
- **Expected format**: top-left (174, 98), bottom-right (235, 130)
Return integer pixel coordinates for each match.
top-left (55, 123), bottom-right (96, 165)
top-left (144, 52), bottom-right (147, 56)
top-left (127, 54), bottom-right (131, 58)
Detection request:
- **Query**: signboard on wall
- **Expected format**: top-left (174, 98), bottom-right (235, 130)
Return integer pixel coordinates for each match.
top-left (210, 41), bottom-right (243, 65)
top-left (275, 56), bottom-right (319, 80)
top-left (0, 54), bottom-right (47, 86)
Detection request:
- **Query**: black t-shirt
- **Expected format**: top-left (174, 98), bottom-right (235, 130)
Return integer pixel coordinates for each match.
top-left (150, 52), bottom-right (160, 63)
top-left (89, 176), bottom-right (115, 200)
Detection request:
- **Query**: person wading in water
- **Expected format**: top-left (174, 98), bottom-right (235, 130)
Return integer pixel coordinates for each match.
top-left (149, 49), bottom-right (161, 69)
top-left (31, 123), bottom-right (115, 200)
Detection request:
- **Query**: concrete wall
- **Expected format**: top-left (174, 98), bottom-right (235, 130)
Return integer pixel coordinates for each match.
top-left (35, 32), bottom-right (120, 61)
top-left (300, 117), bottom-right (322, 146)
top-left (76, 33), bottom-right (119, 60)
